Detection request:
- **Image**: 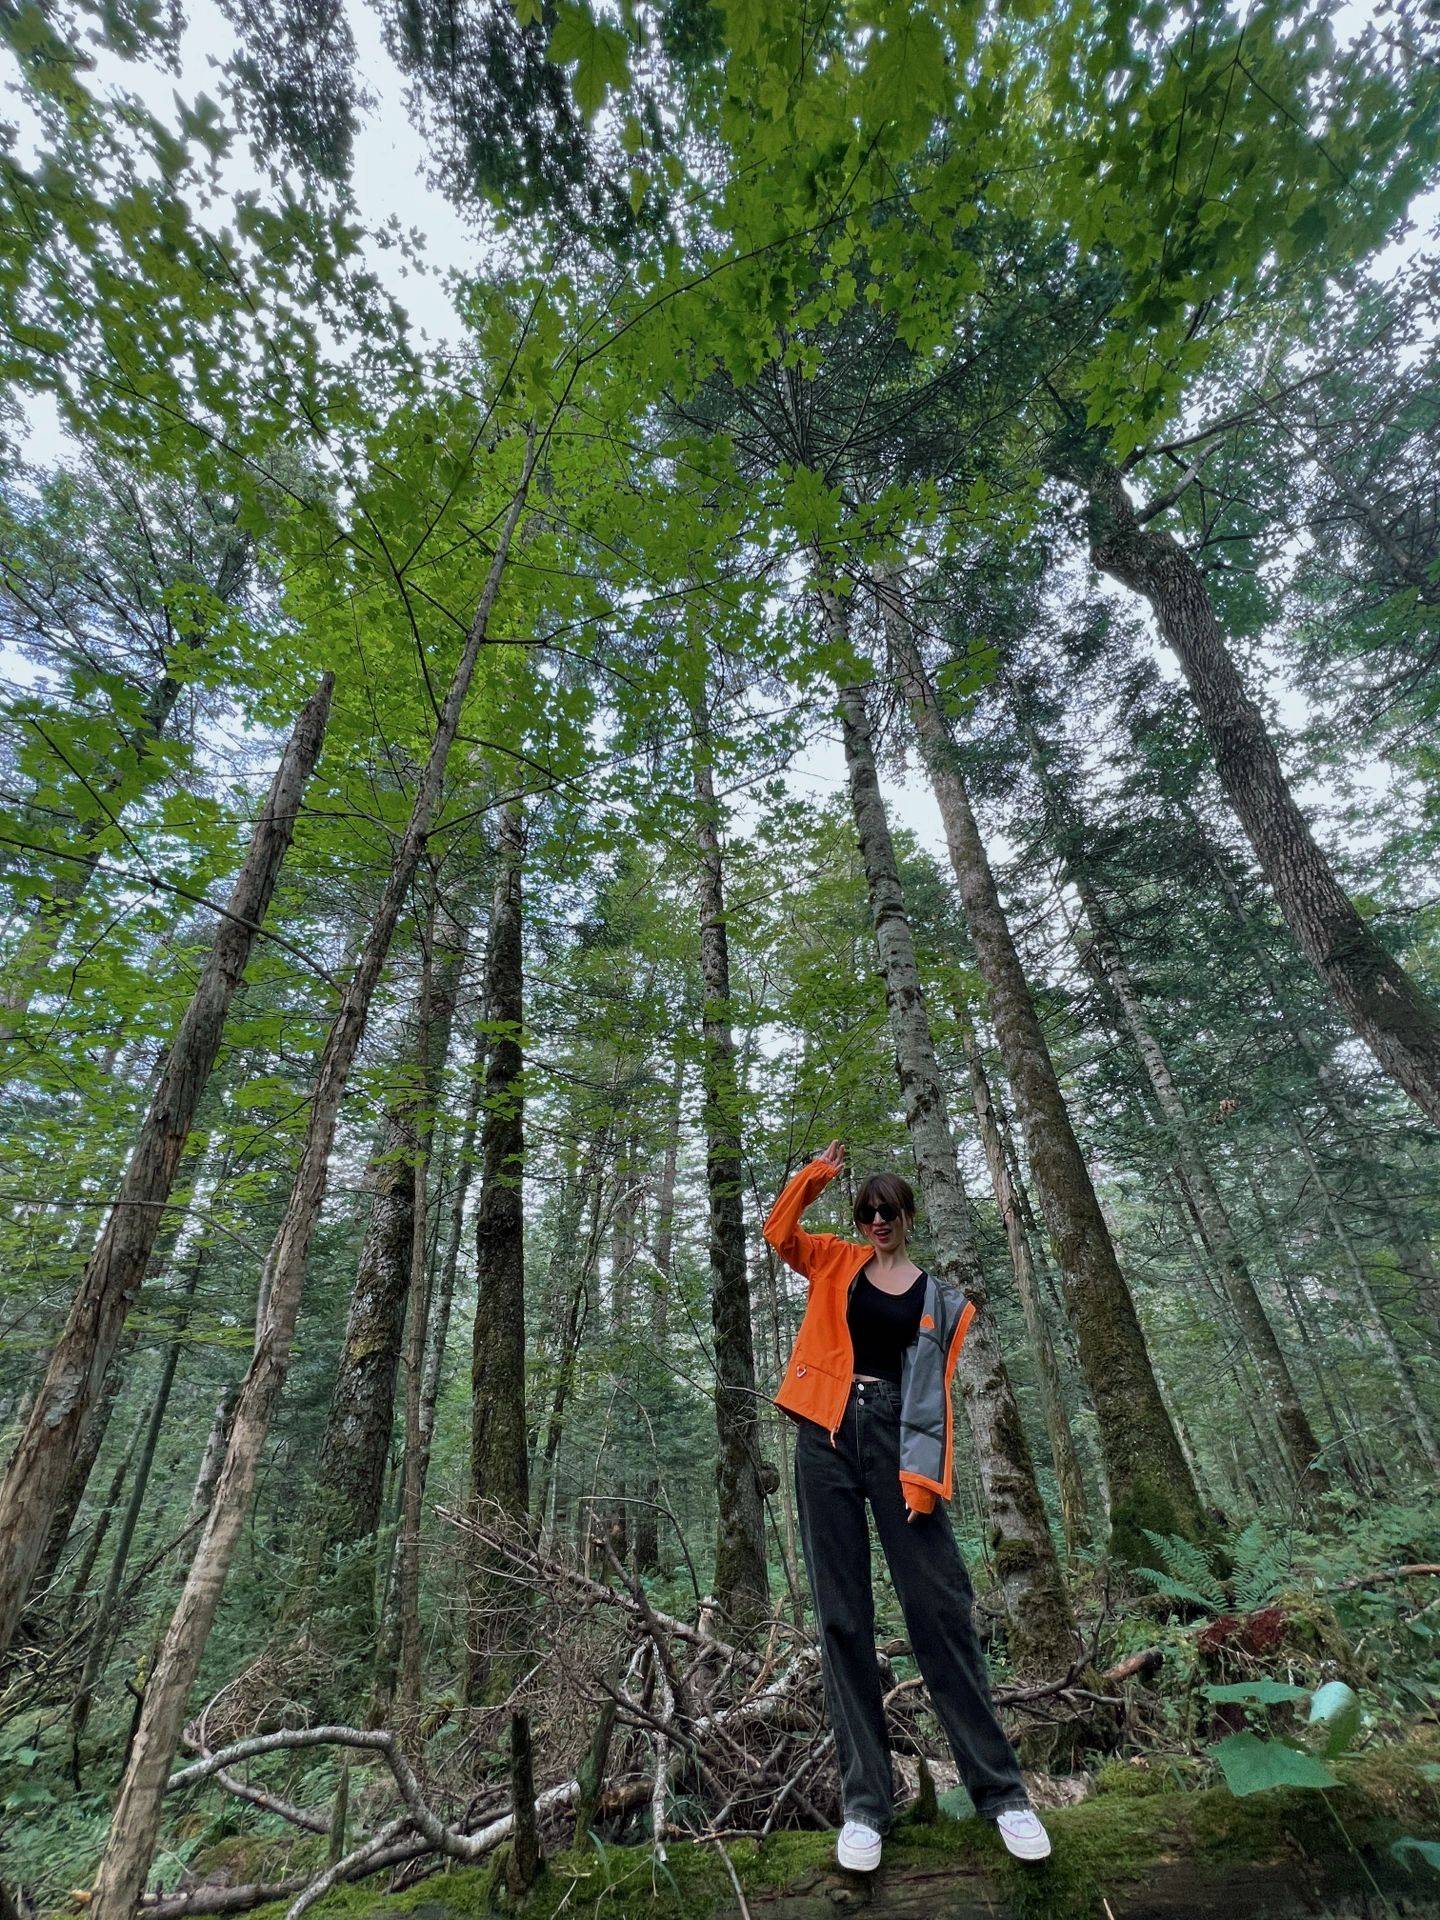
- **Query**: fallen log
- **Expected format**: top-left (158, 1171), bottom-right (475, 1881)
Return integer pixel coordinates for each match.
top-left (164, 1739), bottom-right (1439, 1920)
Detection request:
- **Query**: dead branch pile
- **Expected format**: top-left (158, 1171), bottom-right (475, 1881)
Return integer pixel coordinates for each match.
top-left (143, 1504), bottom-right (1151, 1920)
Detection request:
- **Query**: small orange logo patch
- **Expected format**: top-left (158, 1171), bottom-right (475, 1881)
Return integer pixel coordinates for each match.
top-left (920, 1314), bottom-right (935, 1330)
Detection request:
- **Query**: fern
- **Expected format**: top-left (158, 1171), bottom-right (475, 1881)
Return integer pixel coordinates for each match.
top-left (1231, 1518), bottom-right (1289, 1611)
top-left (1141, 1528), bottom-right (1228, 1610)
top-left (1132, 1566), bottom-right (1220, 1612)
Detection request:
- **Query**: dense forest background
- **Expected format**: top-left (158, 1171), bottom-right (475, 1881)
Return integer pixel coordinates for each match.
top-left (1, 0), bottom-right (1438, 1912)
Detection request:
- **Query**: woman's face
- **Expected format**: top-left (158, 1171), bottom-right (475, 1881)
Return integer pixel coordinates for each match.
top-left (858, 1202), bottom-right (911, 1255)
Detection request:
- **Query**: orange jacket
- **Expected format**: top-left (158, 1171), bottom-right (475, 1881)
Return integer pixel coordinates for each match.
top-left (764, 1156), bottom-right (975, 1516)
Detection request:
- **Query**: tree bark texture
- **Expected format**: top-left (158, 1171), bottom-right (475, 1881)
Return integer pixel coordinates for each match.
top-left (467, 799), bottom-right (532, 1705)
top-left (958, 1017), bottom-right (1091, 1553)
top-left (690, 693), bottom-right (769, 1627)
top-left (831, 653), bottom-right (1073, 1672)
top-left (0, 673), bottom-right (333, 1664)
top-left (882, 590), bottom-right (1204, 1564)
top-left (310, 897), bottom-right (463, 1588)
top-left (1080, 459), bottom-right (1440, 1126)
top-left (90, 436), bottom-right (535, 1920)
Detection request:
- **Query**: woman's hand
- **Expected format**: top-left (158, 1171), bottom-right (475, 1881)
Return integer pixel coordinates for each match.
top-left (817, 1138), bottom-right (846, 1172)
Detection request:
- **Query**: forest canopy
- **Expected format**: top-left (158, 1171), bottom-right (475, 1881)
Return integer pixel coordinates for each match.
top-left (0, 0), bottom-right (1438, 1913)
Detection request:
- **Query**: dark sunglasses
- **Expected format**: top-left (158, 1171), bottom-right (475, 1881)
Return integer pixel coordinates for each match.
top-left (857, 1202), bottom-right (900, 1224)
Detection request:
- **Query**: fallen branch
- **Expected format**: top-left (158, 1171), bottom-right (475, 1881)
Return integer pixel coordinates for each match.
top-left (1331, 1563), bottom-right (1440, 1592)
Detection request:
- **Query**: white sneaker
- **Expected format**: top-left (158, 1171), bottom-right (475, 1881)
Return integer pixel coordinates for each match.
top-left (996, 1806), bottom-right (1051, 1861)
top-left (836, 1819), bottom-right (884, 1871)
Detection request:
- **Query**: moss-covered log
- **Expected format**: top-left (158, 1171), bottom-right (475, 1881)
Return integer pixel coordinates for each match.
top-left (222, 1741), bottom-right (1440, 1920)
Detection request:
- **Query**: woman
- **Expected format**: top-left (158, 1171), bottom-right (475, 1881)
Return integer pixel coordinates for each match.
top-left (764, 1138), bottom-right (1051, 1870)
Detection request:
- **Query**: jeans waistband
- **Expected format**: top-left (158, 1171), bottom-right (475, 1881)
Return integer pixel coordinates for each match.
top-left (850, 1376), bottom-right (900, 1408)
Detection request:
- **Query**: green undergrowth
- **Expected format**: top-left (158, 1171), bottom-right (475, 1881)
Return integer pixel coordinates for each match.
top-left (241, 1737), bottom-right (1440, 1920)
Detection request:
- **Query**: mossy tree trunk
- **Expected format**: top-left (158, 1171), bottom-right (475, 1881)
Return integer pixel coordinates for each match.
top-left (881, 587), bottom-right (1204, 1565)
top-left (829, 641), bottom-right (1074, 1674)
top-left (467, 799), bottom-right (533, 1703)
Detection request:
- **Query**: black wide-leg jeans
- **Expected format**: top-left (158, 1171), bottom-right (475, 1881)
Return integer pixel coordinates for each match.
top-left (793, 1376), bottom-right (1029, 1832)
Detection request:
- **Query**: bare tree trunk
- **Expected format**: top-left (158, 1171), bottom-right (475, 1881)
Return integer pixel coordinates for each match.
top-left (1067, 869), bottom-right (1329, 1496)
top-left (636, 1048), bottom-right (684, 1576)
top-left (70, 1245), bottom-right (207, 1757)
top-left (62, 1402), bottom-right (149, 1628)
top-left (689, 693), bottom-right (768, 1627)
top-left (957, 1016), bottom-right (1091, 1553)
top-left (466, 799), bottom-right (531, 1705)
top-left (0, 675), bottom-right (333, 1662)
top-left (534, 1136), bottom-right (607, 1532)
top-left (311, 892), bottom-right (464, 1648)
top-left (90, 437), bottom-right (535, 1920)
top-left (831, 652), bottom-right (1073, 1672)
top-left (184, 1385), bottom-right (238, 1536)
top-left (386, 895), bottom-right (460, 1715)
top-left (882, 591), bottom-right (1204, 1564)
top-left (1076, 459), bottom-right (1440, 1125)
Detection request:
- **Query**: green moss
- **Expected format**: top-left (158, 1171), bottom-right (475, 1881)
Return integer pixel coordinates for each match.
top-left (247, 1739), bottom-right (1440, 1920)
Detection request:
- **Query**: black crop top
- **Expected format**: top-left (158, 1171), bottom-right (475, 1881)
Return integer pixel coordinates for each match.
top-left (847, 1267), bottom-right (927, 1384)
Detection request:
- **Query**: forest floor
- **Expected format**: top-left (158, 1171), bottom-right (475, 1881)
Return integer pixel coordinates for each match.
top-left (158, 1739), bottom-right (1440, 1920)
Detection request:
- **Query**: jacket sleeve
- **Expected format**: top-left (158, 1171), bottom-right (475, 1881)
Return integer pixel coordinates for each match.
top-left (763, 1157), bottom-right (844, 1278)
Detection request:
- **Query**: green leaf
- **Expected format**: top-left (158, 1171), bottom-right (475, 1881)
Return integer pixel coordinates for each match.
top-left (1392, 1838), bottom-right (1440, 1874)
top-left (1203, 1680), bottom-right (1311, 1706)
top-left (512, 0), bottom-right (544, 21)
top-left (1212, 1731), bottom-right (1339, 1797)
top-left (548, 4), bottom-right (631, 118)
top-left (1307, 1681), bottom-right (1361, 1756)
top-left (864, 6), bottom-right (948, 136)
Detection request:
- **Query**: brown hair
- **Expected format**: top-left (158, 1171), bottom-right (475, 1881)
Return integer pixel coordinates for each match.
top-left (852, 1171), bottom-right (916, 1228)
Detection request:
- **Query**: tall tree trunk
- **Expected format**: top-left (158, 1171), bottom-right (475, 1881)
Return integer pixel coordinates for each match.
top-left (29, 1129), bottom-right (211, 1607)
top-left (831, 652), bottom-right (1073, 1672)
top-left (386, 899), bottom-right (458, 1713)
top-left (309, 895), bottom-right (464, 1617)
top-left (466, 799), bottom-right (531, 1705)
top-left (63, 1402), bottom-right (150, 1629)
top-left (689, 693), bottom-right (768, 1627)
top-left (882, 590), bottom-right (1204, 1563)
top-left (534, 1133), bottom-right (607, 1534)
top-left (382, 980), bottom-right (492, 1695)
top-left (636, 1048), bottom-right (683, 1576)
top-left (90, 436), bottom-right (535, 1920)
top-left (1075, 459), bottom-right (1440, 1125)
top-left (957, 1015), bottom-right (1091, 1553)
top-left (70, 1245), bottom-right (207, 1757)
top-left (1066, 868), bottom-right (1329, 1496)
top-left (0, 675), bottom-right (333, 1662)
